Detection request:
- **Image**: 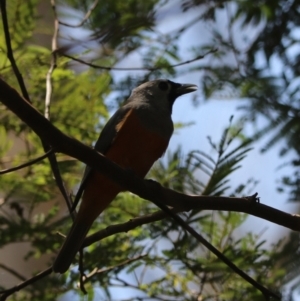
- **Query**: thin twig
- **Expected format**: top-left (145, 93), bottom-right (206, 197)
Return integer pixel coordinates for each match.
top-left (225, 3), bottom-right (242, 75)
top-left (59, 0), bottom-right (99, 28)
top-left (43, 140), bottom-right (74, 214)
top-left (78, 248), bottom-right (87, 294)
top-left (59, 49), bottom-right (217, 72)
top-left (0, 268), bottom-right (52, 301)
top-left (0, 263), bottom-right (26, 282)
top-left (44, 0), bottom-right (59, 120)
top-left (170, 50), bottom-right (218, 68)
top-left (0, 148), bottom-right (54, 175)
top-left (0, 0), bottom-right (31, 102)
top-left (83, 209), bottom-right (179, 248)
top-left (79, 254), bottom-right (147, 285)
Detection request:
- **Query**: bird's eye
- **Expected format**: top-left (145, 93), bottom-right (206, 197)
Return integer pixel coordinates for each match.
top-left (158, 82), bottom-right (169, 91)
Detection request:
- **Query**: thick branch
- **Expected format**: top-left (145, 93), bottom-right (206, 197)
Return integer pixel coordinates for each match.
top-left (161, 189), bottom-right (300, 231)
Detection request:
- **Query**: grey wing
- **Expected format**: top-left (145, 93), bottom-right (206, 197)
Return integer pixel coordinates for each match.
top-left (72, 106), bottom-right (131, 208)
top-left (94, 106), bottom-right (130, 153)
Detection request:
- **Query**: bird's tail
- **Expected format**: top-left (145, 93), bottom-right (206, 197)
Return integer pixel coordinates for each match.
top-left (52, 219), bottom-right (91, 274)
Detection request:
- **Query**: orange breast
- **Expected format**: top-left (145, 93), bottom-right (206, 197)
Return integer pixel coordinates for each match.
top-left (78, 109), bottom-right (170, 222)
top-left (109, 109), bottom-right (169, 177)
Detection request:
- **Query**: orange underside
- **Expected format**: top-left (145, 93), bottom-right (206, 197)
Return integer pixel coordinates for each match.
top-left (77, 109), bottom-right (169, 223)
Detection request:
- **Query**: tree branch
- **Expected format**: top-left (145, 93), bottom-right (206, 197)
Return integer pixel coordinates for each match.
top-left (0, 268), bottom-right (52, 301)
top-left (79, 254), bottom-right (147, 285)
top-left (44, 0), bottom-right (59, 120)
top-left (0, 0), bottom-right (31, 102)
top-left (59, 0), bottom-right (99, 28)
top-left (0, 263), bottom-right (26, 282)
top-left (0, 148), bottom-right (54, 175)
top-left (58, 49), bottom-right (217, 72)
top-left (83, 191), bottom-right (300, 243)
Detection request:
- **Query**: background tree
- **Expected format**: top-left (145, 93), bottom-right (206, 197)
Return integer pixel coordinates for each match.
top-left (0, 0), bottom-right (298, 300)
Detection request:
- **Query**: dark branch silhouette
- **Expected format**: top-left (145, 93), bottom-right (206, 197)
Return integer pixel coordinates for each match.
top-left (0, 264), bottom-right (26, 282)
top-left (0, 0), bottom-right (31, 102)
top-left (59, 0), bottom-right (99, 28)
top-left (80, 254), bottom-right (147, 285)
top-left (44, 0), bottom-right (59, 120)
top-left (0, 268), bottom-right (52, 301)
top-left (58, 49), bottom-right (217, 72)
top-left (0, 148), bottom-right (54, 175)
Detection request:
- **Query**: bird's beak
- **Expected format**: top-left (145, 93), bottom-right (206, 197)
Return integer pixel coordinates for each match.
top-left (175, 83), bottom-right (198, 96)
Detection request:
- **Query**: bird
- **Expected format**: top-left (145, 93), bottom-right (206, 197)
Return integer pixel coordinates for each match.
top-left (52, 79), bottom-right (197, 273)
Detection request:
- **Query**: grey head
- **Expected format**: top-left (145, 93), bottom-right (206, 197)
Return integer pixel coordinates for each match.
top-left (128, 79), bottom-right (197, 113)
